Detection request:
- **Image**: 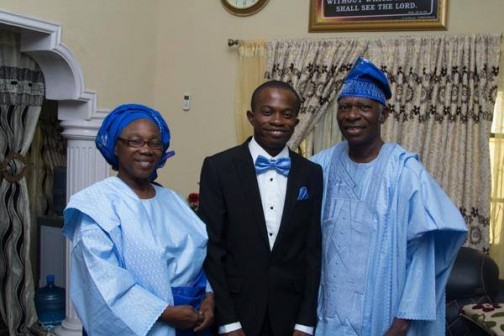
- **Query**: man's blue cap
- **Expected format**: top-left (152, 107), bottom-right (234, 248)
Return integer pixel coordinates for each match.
top-left (337, 56), bottom-right (392, 106)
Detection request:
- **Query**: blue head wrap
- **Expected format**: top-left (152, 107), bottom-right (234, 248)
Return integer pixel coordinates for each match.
top-left (95, 104), bottom-right (175, 178)
top-left (338, 56), bottom-right (392, 106)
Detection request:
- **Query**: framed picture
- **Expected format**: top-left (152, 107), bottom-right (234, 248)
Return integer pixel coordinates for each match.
top-left (309, 0), bottom-right (448, 32)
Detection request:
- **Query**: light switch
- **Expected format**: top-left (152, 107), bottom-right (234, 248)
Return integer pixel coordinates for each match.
top-left (183, 93), bottom-right (191, 111)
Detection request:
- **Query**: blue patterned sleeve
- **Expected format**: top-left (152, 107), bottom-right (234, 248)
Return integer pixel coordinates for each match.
top-left (396, 161), bottom-right (467, 322)
top-left (69, 213), bottom-right (169, 336)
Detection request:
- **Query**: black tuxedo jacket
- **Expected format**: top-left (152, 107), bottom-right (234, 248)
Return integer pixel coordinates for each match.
top-left (198, 139), bottom-right (322, 336)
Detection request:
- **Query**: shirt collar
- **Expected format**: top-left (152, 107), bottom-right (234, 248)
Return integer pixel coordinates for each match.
top-left (248, 137), bottom-right (290, 162)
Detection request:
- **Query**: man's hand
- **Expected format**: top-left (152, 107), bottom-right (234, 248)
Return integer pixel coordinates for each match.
top-left (292, 330), bottom-right (310, 336)
top-left (384, 318), bottom-right (411, 336)
top-left (222, 329), bottom-right (246, 336)
top-left (194, 293), bottom-right (215, 332)
top-left (160, 305), bottom-right (202, 330)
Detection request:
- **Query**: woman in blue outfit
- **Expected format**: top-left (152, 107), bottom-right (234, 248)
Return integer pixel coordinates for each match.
top-left (63, 104), bottom-right (214, 336)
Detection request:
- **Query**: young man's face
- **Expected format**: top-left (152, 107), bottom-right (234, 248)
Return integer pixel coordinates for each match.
top-left (337, 96), bottom-right (388, 149)
top-left (247, 87), bottom-right (299, 157)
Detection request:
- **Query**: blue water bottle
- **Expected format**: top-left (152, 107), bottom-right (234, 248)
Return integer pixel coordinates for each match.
top-left (35, 274), bottom-right (65, 328)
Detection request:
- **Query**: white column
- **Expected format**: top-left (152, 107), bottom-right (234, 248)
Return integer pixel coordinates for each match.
top-left (54, 118), bottom-right (109, 336)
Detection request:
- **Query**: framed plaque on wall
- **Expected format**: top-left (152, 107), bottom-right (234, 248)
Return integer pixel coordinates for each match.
top-left (309, 0), bottom-right (448, 32)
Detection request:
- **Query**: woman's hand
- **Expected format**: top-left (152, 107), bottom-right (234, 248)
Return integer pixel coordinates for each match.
top-left (161, 305), bottom-right (202, 330)
top-left (194, 292), bottom-right (215, 332)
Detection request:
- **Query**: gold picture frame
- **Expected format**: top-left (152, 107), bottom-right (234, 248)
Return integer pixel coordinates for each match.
top-left (309, 0), bottom-right (448, 32)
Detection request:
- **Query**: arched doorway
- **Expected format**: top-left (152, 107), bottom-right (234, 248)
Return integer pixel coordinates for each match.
top-left (0, 9), bottom-right (109, 336)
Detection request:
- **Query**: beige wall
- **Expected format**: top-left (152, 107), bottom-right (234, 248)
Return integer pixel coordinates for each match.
top-left (2, 0), bottom-right (160, 107)
top-left (3, 0), bottom-right (504, 197)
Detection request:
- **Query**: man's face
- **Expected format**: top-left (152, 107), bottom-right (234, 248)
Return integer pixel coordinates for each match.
top-left (247, 87), bottom-right (299, 157)
top-left (337, 96), bottom-right (388, 149)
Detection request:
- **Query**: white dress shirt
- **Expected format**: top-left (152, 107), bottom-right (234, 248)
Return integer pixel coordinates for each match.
top-left (249, 137), bottom-right (288, 250)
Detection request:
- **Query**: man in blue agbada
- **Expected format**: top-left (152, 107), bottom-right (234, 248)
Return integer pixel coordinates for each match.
top-left (311, 57), bottom-right (468, 336)
top-left (62, 104), bottom-right (214, 335)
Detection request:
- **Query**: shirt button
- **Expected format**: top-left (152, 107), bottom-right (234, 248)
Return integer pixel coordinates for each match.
top-left (269, 233), bottom-right (273, 236)
top-left (270, 206), bottom-right (274, 210)
top-left (270, 178), bottom-right (273, 181)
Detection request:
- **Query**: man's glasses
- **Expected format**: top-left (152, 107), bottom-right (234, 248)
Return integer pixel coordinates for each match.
top-left (117, 137), bottom-right (163, 150)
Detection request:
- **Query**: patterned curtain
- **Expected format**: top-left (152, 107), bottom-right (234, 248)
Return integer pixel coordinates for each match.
top-left (235, 40), bottom-right (266, 143)
top-left (264, 38), bottom-right (367, 151)
top-left (368, 35), bottom-right (501, 252)
top-left (0, 31), bottom-right (45, 335)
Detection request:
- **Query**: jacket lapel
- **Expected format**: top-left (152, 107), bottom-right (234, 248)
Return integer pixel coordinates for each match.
top-left (272, 151), bottom-right (302, 254)
top-left (233, 141), bottom-right (271, 250)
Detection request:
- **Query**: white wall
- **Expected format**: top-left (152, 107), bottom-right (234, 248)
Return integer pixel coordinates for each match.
top-left (3, 0), bottom-right (504, 196)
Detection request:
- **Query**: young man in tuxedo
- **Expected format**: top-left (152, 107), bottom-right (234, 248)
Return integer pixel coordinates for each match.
top-left (198, 80), bottom-right (322, 336)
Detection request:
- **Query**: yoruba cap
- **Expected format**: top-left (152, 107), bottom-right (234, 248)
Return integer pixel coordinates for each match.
top-left (95, 104), bottom-right (175, 179)
top-left (338, 56), bottom-right (392, 106)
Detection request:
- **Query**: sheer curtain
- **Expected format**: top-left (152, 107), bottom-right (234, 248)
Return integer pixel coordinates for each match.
top-left (490, 38), bottom-right (504, 270)
top-left (235, 40), bottom-right (266, 143)
top-left (367, 34), bottom-right (501, 252)
top-left (265, 38), bottom-right (367, 151)
top-left (0, 31), bottom-right (45, 335)
top-left (303, 97), bottom-right (342, 157)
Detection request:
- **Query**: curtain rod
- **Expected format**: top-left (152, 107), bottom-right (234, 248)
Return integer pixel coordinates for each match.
top-left (227, 39), bottom-right (240, 47)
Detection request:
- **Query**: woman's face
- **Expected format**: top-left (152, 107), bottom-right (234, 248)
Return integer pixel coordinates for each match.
top-left (114, 118), bottom-right (163, 184)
